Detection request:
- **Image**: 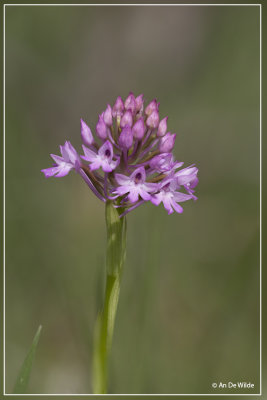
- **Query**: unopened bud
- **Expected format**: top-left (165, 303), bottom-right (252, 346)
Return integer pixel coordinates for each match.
top-left (145, 99), bottom-right (159, 116)
top-left (80, 119), bottom-right (94, 146)
top-left (135, 94), bottom-right (144, 113)
top-left (159, 132), bottom-right (176, 153)
top-left (157, 116), bottom-right (168, 137)
top-left (124, 93), bottom-right (136, 113)
top-left (132, 117), bottom-right (146, 140)
top-left (96, 115), bottom-right (108, 140)
top-left (146, 110), bottom-right (159, 129)
top-left (112, 96), bottom-right (124, 117)
top-left (103, 104), bottom-right (113, 126)
top-left (120, 110), bottom-right (133, 128)
top-left (119, 126), bottom-right (133, 149)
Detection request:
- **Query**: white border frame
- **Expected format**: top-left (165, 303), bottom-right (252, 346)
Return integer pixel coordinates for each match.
top-left (3, 3), bottom-right (262, 397)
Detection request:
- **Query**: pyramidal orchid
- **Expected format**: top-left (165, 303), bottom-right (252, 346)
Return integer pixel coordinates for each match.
top-left (42, 93), bottom-right (199, 394)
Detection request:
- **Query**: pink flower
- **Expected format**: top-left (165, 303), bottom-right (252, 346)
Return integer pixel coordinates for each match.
top-left (81, 141), bottom-right (119, 173)
top-left (114, 167), bottom-right (158, 203)
top-left (41, 141), bottom-right (80, 178)
top-left (151, 178), bottom-right (194, 215)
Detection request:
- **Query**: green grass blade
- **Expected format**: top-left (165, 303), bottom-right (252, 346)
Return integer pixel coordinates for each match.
top-left (13, 325), bottom-right (42, 394)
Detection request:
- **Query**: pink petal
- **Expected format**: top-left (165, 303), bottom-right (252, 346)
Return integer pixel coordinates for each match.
top-left (41, 167), bottom-right (59, 178)
top-left (115, 186), bottom-right (131, 196)
top-left (171, 199), bottom-right (183, 213)
top-left (50, 154), bottom-right (64, 164)
top-left (162, 197), bottom-right (174, 215)
top-left (128, 189), bottom-right (139, 203)
top-left (143, 182), bottom-right (159, 192)
top-left (55, 164), bottom-right (73, 177)
top-left (173, 192), bottom-right (193, 202)
top-left (115, 173), bottom-right (131, 185)
top-left (89, 160), bottom-right (102, 171)
top-left (150, 194), bottom-right (162, 206)
top-left (81, 145), bottom-right (98, 162)
top-left (139, 188), bottom-right (151, 201)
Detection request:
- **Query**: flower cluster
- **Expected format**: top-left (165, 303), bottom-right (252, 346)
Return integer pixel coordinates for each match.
top-left (42, 93), bottom-right (198, 216)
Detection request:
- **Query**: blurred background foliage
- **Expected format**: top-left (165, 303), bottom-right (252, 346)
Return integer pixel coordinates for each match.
top-left (5, 5), bottom-right (260, 394)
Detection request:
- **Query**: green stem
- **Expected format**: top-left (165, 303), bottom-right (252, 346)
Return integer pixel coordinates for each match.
top-left (92, 201), bottom-right (127, 394)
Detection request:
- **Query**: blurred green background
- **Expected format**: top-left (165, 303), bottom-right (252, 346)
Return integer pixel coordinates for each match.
top-left (5, 5), bottom-right (260, 395)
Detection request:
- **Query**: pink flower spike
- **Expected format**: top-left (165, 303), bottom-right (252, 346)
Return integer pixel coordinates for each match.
top-left (81, 118), bottom-right (94, 146)
top-left (42, 93), bottom-right (198, 215)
